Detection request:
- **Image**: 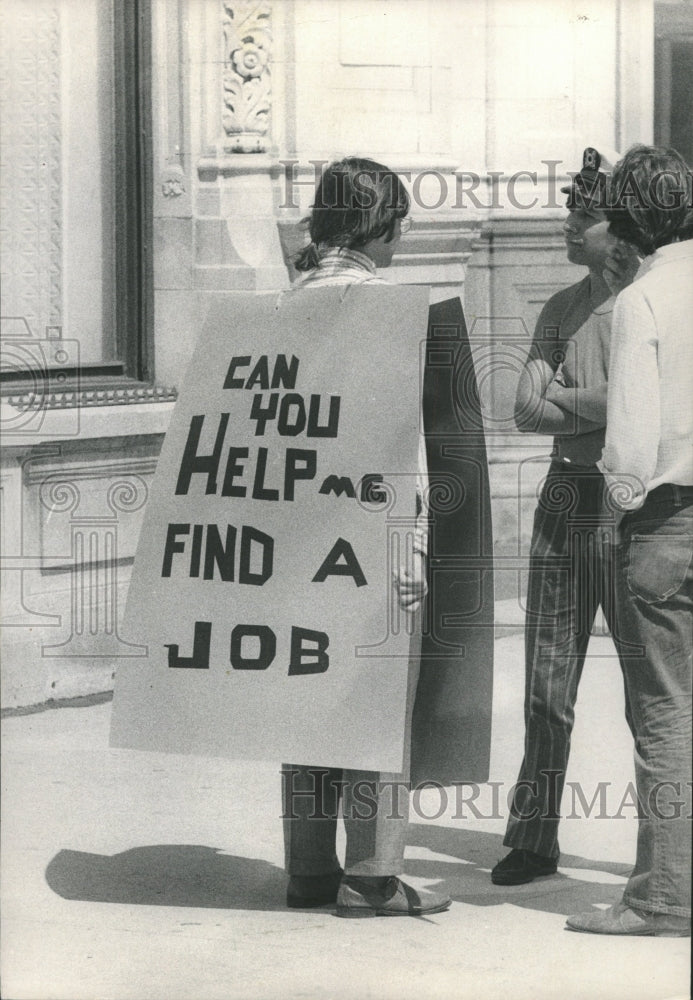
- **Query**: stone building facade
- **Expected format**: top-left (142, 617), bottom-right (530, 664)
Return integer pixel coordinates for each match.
top-left (1, 0), bottom-right (691, 707)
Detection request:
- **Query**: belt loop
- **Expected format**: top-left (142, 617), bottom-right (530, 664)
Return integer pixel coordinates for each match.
top-left (672, 484), bottom-right (683, 507)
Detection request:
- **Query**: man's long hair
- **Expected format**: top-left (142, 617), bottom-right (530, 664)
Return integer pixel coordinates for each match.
top-left (295, 157), bottom-right (410, 271)
top-left (607, 144), bottom-right (693, 255)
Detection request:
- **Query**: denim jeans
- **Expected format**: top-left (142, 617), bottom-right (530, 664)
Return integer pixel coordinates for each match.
top-left (616, 493), bottom-right (693, 918)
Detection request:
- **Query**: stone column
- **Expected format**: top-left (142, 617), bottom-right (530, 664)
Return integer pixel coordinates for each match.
top-left (192, 0), bottom-right (289, 292)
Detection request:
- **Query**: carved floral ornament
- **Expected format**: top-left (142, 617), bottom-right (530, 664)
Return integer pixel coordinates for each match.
top-left (221, 1), bottom-right (272, 152)
top-left (161, 169), bottom-right (186, 199)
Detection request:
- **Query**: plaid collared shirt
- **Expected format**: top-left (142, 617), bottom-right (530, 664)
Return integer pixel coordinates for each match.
top-left (295, 246), bottom-right (384, 287)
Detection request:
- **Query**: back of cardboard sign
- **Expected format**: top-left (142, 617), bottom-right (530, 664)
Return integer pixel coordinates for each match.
top-left (410, 297), bottom-right (494, 786)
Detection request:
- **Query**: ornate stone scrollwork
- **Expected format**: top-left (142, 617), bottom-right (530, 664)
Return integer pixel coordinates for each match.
top-left (221, 1), bottom-right (272, 152)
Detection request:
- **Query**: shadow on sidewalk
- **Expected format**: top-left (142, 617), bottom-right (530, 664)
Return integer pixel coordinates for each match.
top-left (405, 824), bottom-right (633, 915)
top-left (45, 829), bottom-right (633, 916)
top-left (46, 846), bottom-right (287, 910)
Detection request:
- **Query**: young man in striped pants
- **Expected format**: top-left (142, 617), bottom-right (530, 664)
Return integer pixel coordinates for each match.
top-left (491, 147), bottom-right (635, 886)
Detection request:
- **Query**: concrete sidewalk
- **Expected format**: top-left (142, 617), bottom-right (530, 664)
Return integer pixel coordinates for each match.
top-left (1, 633), bottom-right (690, 1000)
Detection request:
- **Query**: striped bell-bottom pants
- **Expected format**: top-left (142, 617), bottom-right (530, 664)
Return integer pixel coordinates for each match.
top-left (503, 459), bottom-right (630, 859)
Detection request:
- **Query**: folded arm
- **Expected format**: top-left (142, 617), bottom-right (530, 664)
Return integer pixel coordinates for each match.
top-left (544, 379), bottom-right (608, 424)
top-left (514, 356), bottom-right (603, 435)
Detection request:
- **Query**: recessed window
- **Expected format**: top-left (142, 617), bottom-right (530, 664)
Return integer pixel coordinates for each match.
top-left (0, 0), bottom-right (152, 392)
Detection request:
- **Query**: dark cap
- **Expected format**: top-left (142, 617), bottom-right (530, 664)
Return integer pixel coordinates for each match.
top-left (562, 146), bottom-right (622, 209)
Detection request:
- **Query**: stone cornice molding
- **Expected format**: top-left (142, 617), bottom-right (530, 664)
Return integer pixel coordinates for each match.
top-left (0, 402), bottom-right (174, 452)
top-left (24, 454), bottom-right (158, 487)
top-left (197, 152), bottom-right (282, 180)
top-left (4, 386), bottom-right (177, 412)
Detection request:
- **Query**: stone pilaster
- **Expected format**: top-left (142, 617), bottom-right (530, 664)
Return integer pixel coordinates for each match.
top-left (190, 1), bottom-right (288, 292)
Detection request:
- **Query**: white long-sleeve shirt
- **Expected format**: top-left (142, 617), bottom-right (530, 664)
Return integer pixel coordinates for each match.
top-left (598, 240), bottom-right (693, 509)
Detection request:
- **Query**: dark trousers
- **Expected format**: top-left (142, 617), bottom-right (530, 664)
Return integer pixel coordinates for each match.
top-left (504, 461), bottom-right (630, 858)
top-left (282, 625), bottom-right (421, 877)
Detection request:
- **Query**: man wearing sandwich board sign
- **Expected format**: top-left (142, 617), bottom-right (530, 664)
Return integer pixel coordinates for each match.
top-left (110, 157), bottom-right (493, 919)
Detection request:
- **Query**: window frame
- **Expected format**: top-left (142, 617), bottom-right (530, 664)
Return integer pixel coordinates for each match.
top-left (0, 0), bottom-right (154, 398)
top-left (114, 0), bottom-right (154, 385)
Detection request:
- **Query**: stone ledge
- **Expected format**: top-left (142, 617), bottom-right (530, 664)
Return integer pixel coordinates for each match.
top-left (1, 399), bottom-right (175, 452)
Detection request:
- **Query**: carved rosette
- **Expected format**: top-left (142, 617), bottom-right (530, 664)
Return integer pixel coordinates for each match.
top-left (221, 1), bottom-right (272, 152)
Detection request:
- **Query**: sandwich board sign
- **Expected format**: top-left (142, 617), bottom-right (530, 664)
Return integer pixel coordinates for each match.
top-left (110, 285), bottom-right (429, 773)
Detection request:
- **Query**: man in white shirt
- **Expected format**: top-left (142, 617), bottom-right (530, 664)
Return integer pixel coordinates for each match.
top-left (567, 144), bottom-right (693, 937)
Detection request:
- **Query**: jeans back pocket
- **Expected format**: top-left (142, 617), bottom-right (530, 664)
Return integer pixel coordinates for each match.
top-left (627, 533), bottom-right (693, 604)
